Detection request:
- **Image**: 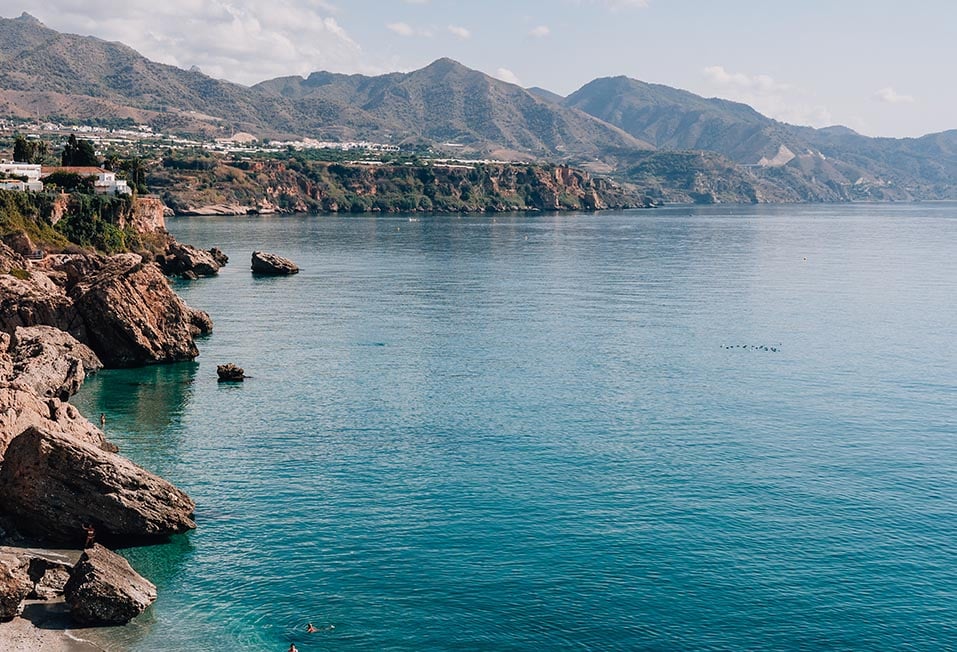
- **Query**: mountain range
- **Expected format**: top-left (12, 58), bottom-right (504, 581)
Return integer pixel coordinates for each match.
top-left (3, 12), bottom-right (957, 203)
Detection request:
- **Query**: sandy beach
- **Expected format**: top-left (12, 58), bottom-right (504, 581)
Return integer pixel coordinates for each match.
top-left (0, 600), bottom-right (104, 651)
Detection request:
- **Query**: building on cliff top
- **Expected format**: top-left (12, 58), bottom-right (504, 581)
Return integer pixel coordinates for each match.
top-left (41, 166), bottom-right (132, 196)
top-left (0, 159), bottom-right (44, 191)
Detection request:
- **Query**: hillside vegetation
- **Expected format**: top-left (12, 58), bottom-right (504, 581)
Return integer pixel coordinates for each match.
top-left (149, 156), bottom-right (647, 215)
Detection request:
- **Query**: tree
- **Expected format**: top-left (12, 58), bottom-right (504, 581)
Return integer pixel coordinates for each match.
top-left (119, 157), bottom-right (148, 194)
top-left (30, 141), bottom-right (48, 165)
top-left (61, 134), bottom-right (100, 167)
top-left (13, 135), bottom-right (31, 163)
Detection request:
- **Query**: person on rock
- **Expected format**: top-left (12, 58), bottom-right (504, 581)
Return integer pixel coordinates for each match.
top-left (82, 524), bottom-right (96, 548)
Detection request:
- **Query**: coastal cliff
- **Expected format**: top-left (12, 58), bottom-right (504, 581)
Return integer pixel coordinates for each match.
top-left (149, 158), bottom-right (648, 215)
top-left (0, 190), bottom-right (212, 630)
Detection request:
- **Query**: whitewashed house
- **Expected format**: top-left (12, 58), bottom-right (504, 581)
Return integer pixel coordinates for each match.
top-left (0, 160), bottom-right (44, 191)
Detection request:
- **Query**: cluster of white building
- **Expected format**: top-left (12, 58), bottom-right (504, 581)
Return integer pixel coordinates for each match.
top-left (0, 160), bottom-right (43, 191)
top-left (0, 160), bottom-right (131, 195)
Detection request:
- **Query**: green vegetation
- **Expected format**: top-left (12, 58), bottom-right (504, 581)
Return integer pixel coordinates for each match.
top-left (0, 188), bottom-right (139, 254)
top-left (147, 154), bottom-right (639, 214)
top-left (0, 190), bottom-right (69, 249)
top-left (60, 134), bottom-right (100, 167)
top-left (13, 135), bottom-right (48, 164)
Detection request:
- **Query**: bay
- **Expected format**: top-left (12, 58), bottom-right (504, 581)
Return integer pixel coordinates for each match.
top-left (72, 204), bottom-right (957, 651)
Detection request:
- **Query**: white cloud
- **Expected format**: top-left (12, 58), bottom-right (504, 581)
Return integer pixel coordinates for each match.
top-left (387, 22), bottom-right (416, 37)
top-left (701, 65), bottom-right (832, 128)
top-left (703, 65), bottom-right (790, 93)
top-left (5, 1), bottom-right (364, 85)
top-left (572, 0), bottom-right (650, 9)
top-left (529, 25), bottom-right (551, 38)
top-left (875, 87), bottom-right (915, 104)
top-left (447, 25), bottom-right (471, 39)
top-left (495, 68), bottom-right (522, 85)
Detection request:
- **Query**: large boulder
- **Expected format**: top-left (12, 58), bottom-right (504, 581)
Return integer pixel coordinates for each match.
top-left (64, 544), bottom-right (156, 625)
top-left (251, 251), bottom-right (299, 275)
top-left (63, 254), bottom-right (212, 367)
top-left (0, 273), bottom-right (86, 341)
top-left (0, 428), bottom-right (195, 545)
top-left (158, 241), bottom-right (226, 278)
top-left (8, 326), bottom-right (103, 401)
top-left (0, 549), bottom-right (32, 620)
top-left (28, 556), bottom-right (73, 601)
top-left (0, 385), bottom-right (107, 460)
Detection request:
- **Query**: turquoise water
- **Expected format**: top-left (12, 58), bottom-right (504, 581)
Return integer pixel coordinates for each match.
top-left (72, 205), bottom-right (957, 651)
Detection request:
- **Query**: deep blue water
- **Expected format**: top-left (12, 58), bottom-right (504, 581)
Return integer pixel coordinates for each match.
top-left (72, 205), bottom-right (957, 651)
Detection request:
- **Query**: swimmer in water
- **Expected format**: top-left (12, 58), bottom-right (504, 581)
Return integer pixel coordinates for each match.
top-left (306, 623), bottom-right (318, 633)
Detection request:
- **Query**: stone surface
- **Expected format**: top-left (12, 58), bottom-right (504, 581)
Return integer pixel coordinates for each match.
top-left (158, 241), bottom-right (224, 278)
top-left (0, 549), bottom-right (32, 620)
top-left (28, 559), bottom-right (72, 601)
top-left (0, 385), bottom-right (107, 460)
top-left (251, 251), bottom-right (299, 275)
top-left (64, 544), bottom-right (156, 625)
top-left (64, 254), bottom-right (212, 367)
top-left (2, 250), bottom-right (211, 367)
top-left (0, 232), bottom-right (35, 258)
top-left (217, 363), bottom-right (245, 382)
top-left (8, 326), bottom-right (102, 401)
top-left (0, 428), bottom-right (196, 545)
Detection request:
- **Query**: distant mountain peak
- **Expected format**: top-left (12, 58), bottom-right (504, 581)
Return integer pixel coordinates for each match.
top-left (15, 12), bottom-right (43, 25)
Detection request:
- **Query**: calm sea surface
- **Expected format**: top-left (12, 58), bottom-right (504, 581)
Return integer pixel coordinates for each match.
top-left (72, 205), bottom-right (956, 651)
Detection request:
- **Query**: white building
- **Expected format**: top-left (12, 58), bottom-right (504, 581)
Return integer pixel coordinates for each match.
top-left (41, 167), bottom-right (132, 196)
top-left (0, 160), bottom-right (44, 191)
top-left (94, 170), bottom-right (131, 196)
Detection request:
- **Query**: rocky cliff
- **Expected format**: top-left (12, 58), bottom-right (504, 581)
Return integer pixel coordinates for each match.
top-left (149, 158), bottom-right (648, 215)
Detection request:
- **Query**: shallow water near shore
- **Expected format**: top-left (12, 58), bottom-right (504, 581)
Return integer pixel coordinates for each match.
top-left (72, 205), bottom-right (956, 651)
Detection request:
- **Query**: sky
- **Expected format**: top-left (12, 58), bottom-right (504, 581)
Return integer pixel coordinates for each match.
top-left (0, 0), bottom-right (952, 138)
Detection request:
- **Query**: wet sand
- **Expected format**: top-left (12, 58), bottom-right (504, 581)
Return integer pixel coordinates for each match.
top-left (0, 600), bottom-right (104, 651)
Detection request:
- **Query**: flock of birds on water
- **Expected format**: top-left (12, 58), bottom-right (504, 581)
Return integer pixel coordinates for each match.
top-left (723, 344), bottom-right (781, 353)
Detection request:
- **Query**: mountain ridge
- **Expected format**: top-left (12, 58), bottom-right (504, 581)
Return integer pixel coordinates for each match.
top-left (3, 13), bottom-right (957, 202)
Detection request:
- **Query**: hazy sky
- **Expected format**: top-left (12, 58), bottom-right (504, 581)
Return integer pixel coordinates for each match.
top-left (1, 0), bottom-right (952, 138)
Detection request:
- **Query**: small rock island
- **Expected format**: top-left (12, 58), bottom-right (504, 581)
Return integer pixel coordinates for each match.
top-left (251, 251), bottom-right (299, 276)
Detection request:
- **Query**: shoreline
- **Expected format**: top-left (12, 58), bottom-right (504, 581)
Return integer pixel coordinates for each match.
top-left (0, 233), bottom-right (215, 644)
top-left (0, 601), bottom-right (106, 652)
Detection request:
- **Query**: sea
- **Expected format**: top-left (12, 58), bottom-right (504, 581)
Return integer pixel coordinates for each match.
top-left (71, 204), bottom-right (957, 651)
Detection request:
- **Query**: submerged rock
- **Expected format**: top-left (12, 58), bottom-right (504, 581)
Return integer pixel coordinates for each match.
top-left (217, 363), bottom-right (245, 382)
top-left (64, 544), bottom-right (156, 625)
top-left (0, 427), bottom-right (196, 545)
top-left (251, 251), bottom-right (299, 275)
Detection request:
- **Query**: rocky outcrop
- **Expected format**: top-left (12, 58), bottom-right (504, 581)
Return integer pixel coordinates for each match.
top-left (122, 196), bottom-right (167, 234)
top-left (55, 254), bottom-right (212, 367)
top-left (64, 544), bottom-right (156, 625)
top-left (8, 326), bottom-right (102, 401)
top-left (157, 241), bottom-right (226, 278)
top-left (0, 427), bottom-right (196, 545)
top-left (27, 555), bottom-right (73, 601)
top-left (0, 385), bottom-right (108, 460)
top-left (0, 549), bottom-right (32, 620)
top-left (1, 246), bottom-right (212, 368)
top-left (251, 251), bottom-right (299, 275)
top-left (216, 363), bottom-right (245, 382)
top-left (0, 232), bottom-right (35, 258)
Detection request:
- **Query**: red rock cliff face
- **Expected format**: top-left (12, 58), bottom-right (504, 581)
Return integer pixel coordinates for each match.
top-left (123, 197), bottom-right (167, 234)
